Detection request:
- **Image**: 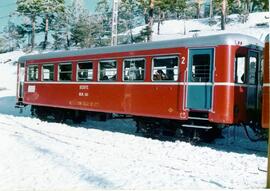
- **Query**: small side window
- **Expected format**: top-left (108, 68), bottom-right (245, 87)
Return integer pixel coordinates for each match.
top-left (235, 56), bottom-right (246, 84)
top-left (28, 65), bottom-right (39, 81)
top-left (123, 58), bottom-right (145, 81)
top-left (77, 62), bottom-right (93, 81)
top-left (42, 64), bottom-right (54, 81)
top-left (248, 52), bottom-right (258, 85)
top-left (59, 63), bottom-right (72, 81)
top-left (152, 56), bottom-right (178, 81)
top-left (99, 60), bottom-right (117, 81)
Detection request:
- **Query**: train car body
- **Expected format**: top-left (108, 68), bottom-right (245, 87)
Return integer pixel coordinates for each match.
top-left (262, 34), bottom-right (269, 128)
top-left (16, 33), bottom-right (264, 132)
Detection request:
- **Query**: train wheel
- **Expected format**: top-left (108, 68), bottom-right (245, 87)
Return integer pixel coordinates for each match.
top-left (135, 119), bottom-right (158, 138)
top-left (72, 111), bottom-right (87, 124)
top-left (175, 126), bottom-right (222, 143)
top-left (53, 110), bottom-right (65, 123)
top-left (31, 106), bottom-right (48, 121)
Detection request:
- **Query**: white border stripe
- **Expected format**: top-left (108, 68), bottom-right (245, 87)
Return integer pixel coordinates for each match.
top-left (263, 83), bottom-right (270, 87)
top-left (24, 81), bottom-right (259, 87)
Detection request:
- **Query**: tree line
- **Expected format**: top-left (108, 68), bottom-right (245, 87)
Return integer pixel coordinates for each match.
top-left (0, 0), bottom-right (268, 53)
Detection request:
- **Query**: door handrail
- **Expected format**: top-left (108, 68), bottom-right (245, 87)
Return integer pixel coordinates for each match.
top-left (183, 69), bottom-right (188, 111)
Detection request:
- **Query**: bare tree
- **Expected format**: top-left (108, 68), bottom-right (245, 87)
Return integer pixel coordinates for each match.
top-left (148, 0), bottom-right (154, 41)
top-left (221, 0), bottom-right (226, 30)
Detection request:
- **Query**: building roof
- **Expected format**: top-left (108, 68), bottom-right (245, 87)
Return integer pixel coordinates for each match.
top-left (18, 33), bottom-right (264, 63)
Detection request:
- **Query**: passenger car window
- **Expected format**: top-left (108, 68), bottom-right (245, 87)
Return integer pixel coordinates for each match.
top-left (77, 62), bottom-right (93, 81)
top-left (248, 52), bottom-right (258, 85)
top-left (42, 64), bottom-right (54, 81)
top-left (99, 60), bottom-right (117, 81)
top-left (28, 65), bottom-right (38, 81)
top-left (235, 57), bottom-right (246, 84)
top-left (152, 56), bottom-right (178, 81)
top-left (123, 58), bottom-right (145, 81)
top-left (191, 54), bottom-right (210, 82)
top-left (59, 63), bottom-right (72, 81)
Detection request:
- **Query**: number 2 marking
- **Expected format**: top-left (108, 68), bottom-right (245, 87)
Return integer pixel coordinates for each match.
top-left (181, 57), bottom-right (185, 65)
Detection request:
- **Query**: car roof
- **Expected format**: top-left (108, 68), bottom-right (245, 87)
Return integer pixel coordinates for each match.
top-left (18, 33), bottom-right (263, 63)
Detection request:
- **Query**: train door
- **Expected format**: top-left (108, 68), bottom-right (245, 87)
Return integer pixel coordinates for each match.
top-left (247, 51), bottom-right (259, 110)
top-left (187, 48), bottom-right (214, 110)
top-left (17, 62), bottom-right (25, 102)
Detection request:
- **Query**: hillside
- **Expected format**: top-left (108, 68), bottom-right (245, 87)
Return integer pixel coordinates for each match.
top-left (127, 11), bottom-right (269, 41)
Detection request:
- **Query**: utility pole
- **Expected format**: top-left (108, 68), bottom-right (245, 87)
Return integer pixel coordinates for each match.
top-left (111, 0), bottom-right (119, 46)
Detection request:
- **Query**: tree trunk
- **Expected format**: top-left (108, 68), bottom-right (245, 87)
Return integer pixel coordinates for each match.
top-left (184, 19), bottom-right (186, 35)
top-left (43, 14), bottom-right (49, 50)
top-left (65, 18), bottom-right (70, 50)
top-left (157, 7), bottom-right (161, 35)
top-left (31, 15), bottom-right (35, 52)
top-left (221, 0), bottom-right (226, 30)
top-left (246, 0), bottom-right (250, 13)
top-left (236, 0), bottom-right (241, 7)
top-left (209, 0), bottom-right (213, 18)
top-left (147, 0), bottom-right (154, 41)
top-left (144, 7), bottom-right (148, 24)
top-left (66, 33), bottom-right (70, 49)
top-left (130, 28), bottom-right (134, 43)
top-left (196, 2), bottom-right (200, 19)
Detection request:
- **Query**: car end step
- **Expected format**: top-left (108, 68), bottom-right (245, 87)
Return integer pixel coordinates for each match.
top-left (182, 124), bottom-right (212, 129)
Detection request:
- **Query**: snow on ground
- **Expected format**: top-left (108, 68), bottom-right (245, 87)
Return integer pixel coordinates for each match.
top-left (128, 11), bottom-right (269, 41)
top-left (0, 12), bottom-right (269, 190)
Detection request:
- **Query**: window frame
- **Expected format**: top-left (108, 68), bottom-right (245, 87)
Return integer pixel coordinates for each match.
top-left (27, 64), bottom-right (39, 81)
top-left (247, 51), bottom-right (259, 85)
top-left (42, 64), bottom-right (55, 81)
top-left (58, 62), bottom-right (73, 81)
top-left (122, 57), bottom-right (146, 82)
top-left (151, 55), bottom-right (179, 82)
top-left (98, 59), bottom-right (118, 82)
top-left (76, 61), bottom-right (93, 82)
top-left (234, 56), bottom-right (246, 84)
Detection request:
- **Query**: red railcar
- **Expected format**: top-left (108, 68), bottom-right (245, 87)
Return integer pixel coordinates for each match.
top-left (16, 33), bottom-right (264, 140)
top-left (262, 34), bottom-right (269, 128)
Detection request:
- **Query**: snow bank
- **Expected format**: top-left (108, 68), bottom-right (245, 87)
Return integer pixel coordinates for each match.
top-left (0, 114), bottom-right (267, 190)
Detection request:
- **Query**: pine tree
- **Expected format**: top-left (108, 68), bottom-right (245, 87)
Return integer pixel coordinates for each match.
top-left (213, 0), bottom-right (227, 30)
top-left (0, 37), bottom-right (8, 53)
top-left (39, 0), bottom-right (65, 50)
top-left (155, 0), bottom-right (170, 35)
top-left (65, 0), bottom-right (85, 48)
top-left (137, 0), bottom-right (155, 41)
top-left (70, 10), bottom-right (95, 48)
top-left (149, 0), bottom-right (186, 36)
top-left (51, 12), bottom-right (68, 50)
top-left (3, 21), bottom-right (21, 51)
top-left (118, 0), bottom-right (143, 43)
top-left (16, 0), bottom-right (43, 51)
top-left (95, 0), bottom-right (112, 46)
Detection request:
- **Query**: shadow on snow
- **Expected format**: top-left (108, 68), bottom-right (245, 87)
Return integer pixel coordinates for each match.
top-left (0, 96), bottom-right (267, 158)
